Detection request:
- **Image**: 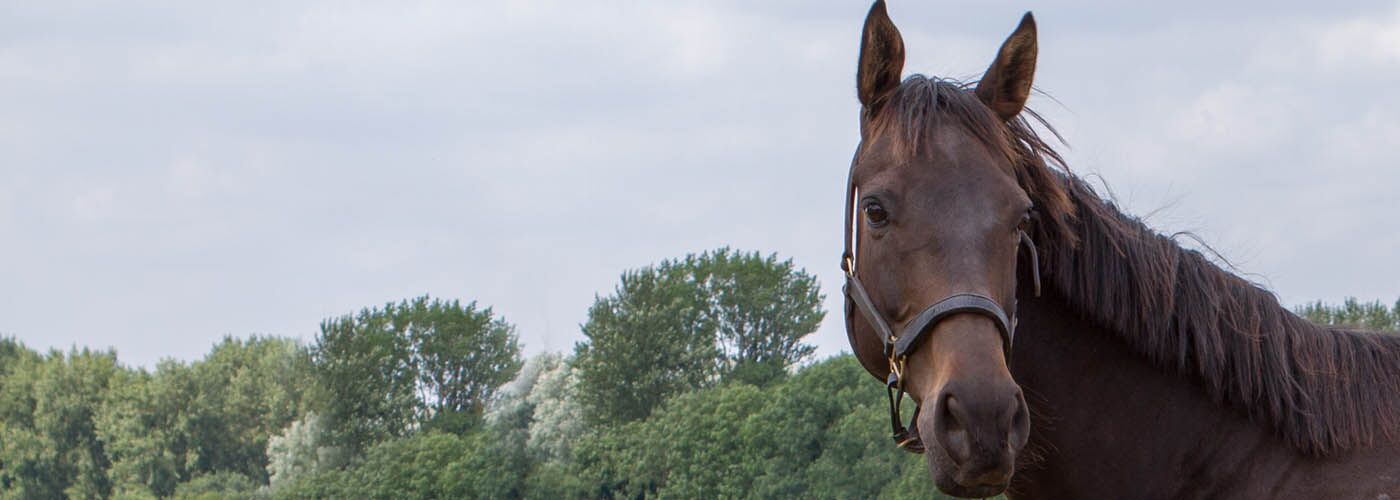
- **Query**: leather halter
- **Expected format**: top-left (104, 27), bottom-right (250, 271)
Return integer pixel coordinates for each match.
top-left (840, 154), bottom-right (1041, 454)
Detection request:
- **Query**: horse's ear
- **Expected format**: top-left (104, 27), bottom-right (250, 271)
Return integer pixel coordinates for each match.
top-left (857, 1), bottom-right (905, 114)
top-left (976, 12), bottom-right (1038, 121)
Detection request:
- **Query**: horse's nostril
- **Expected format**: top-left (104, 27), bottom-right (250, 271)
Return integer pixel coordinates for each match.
top-left (936, 393), bottom-right (973, 466)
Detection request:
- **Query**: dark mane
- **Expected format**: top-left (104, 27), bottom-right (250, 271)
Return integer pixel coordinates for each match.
top-left (876, 74), bottom-right (1400, 456)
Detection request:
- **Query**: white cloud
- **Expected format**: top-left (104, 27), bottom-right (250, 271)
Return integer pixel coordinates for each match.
top-left (1169, 83), bottom-right (1301, 155)
top-left (1315, 4), bottom-right (1400, 67)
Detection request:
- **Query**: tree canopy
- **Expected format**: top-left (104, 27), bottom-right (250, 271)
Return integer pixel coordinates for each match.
top-left (4, 256), bottom-right (1389, 500)
top-left (574, 248), bottom-right (825, 426)
top-left (573, 261), bottom-right (719, 426)
top-left (312, 295), bottom-right (522, 452)
top-left (692, 248), bottom-right (824, 384)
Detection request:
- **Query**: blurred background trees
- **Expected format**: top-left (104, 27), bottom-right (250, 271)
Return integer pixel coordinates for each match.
top-left (1, 247), bottom-right (1393, 499)
top-left (1295, 297), bottom-right (1400, 331)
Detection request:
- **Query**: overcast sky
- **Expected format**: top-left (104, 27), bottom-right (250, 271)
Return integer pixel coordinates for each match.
top-left (3, 0), bottom-right (1399, 368)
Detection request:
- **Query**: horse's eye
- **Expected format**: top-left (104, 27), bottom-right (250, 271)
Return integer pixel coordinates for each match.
top-left (864, 203), bottom-right (889, 227)
top-left (1018, 212), bottom-right (1033, 232)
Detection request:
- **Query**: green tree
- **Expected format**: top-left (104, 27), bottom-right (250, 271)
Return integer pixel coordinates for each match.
top-left (739, 355), bottom-right (885, 497)
top-left (0, 340), bottom-right (42, 496)
top-left (0, 338), bottom-right (33, 375)
top-left (313, 303), bottom-right (418, 455)
top-left (0, 348), bottom-right (120, 498)
top-left (574, 249), bottom-right (825, 424)
top-left (574, 263), bottom-right (718, 426)
top-left (268, 465), bottom-right (353, 500)
top-left (564, 355), bottom-right (958, 500)
top-left (169, 471), bottom-right (258, 500)
top-left (96, 336), bottom-right (310, 497)
top-left (689, 248), bottom-right (824, 385)
top-left (568, 419), bottom-right (655, 499)
top-left (186, 336), bottom-right (310, 482)
top-left (399, 297), bottom-right (521, 433)
top-left (1296, 297), bottom-right (1400, 331)
top-left (96, 362), bottom-right (191, 498)
top-left (311, 296), bottom-right (521, 453)
top-left (273, 431), bottom-right (529, 500)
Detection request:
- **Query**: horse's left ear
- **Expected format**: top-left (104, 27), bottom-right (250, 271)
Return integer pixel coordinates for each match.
top-left (976, 12), bottom-right (1038, 121)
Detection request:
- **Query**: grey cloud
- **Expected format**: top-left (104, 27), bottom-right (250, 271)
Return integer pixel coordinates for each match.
top-left (1, 1), bottom-right (1397, 367)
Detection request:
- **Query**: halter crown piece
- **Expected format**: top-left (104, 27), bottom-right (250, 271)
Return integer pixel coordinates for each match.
top-left (840, 163), bottom-right (1041, 454)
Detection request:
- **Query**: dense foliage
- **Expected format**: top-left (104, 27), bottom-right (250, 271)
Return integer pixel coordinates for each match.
top-left (312, 296), bottom-right (521, 453)
top-left (1296, 297), bottom-right (1400, 331)
top-left (0, 338), bottom-right (307, 499)
top-left (574, 248), bottom-right (824, 426)
top-left (573, 260), bottom-right (719, 427)
top-left (0, 248), bottom-right (1391, 499)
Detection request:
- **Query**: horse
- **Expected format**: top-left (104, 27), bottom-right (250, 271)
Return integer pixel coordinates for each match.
top-left (840, 2), bottom-right (1400, 498)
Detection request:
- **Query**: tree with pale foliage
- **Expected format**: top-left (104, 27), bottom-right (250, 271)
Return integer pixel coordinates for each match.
top-left (484, 353), bottom-right (560, 431)
top-left (485, 353), bottom-right (588, 462)
top-left (525, 358), bottom-right (586, 461)
top-left (265, 413), bottom-right (340, 490)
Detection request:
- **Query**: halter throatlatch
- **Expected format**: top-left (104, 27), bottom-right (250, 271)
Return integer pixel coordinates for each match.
top-left (841, 165), bottom-right (1041, 454)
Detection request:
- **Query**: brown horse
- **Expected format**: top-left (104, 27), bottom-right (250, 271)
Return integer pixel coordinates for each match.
top-left (841, 2), bottom-right (1400, 498)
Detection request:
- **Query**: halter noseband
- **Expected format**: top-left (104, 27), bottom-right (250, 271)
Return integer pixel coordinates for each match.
top-left (840, 161), bottom-right (1041, 454)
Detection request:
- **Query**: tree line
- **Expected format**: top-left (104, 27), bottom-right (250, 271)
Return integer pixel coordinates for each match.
top-left (0, 246), bottom-right (1395, 499)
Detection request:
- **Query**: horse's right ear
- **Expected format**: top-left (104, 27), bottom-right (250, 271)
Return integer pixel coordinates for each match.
top-left (857, 1), bottom-right (905, 115)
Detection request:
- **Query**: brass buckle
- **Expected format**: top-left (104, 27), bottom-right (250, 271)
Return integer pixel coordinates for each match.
top-left (887, 353), bottom-right (905, 385)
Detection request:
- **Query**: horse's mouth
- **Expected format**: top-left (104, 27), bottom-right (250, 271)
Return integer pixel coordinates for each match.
top-left (936, 475), bottom-right (1009, 499)
top-left (928, 441), bottom-right (1013, 498)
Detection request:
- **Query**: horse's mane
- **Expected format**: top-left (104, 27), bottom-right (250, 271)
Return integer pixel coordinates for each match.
top-left (873, 75), bottom-right (1400, 456)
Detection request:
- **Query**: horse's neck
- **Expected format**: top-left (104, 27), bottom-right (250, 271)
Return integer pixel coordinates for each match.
top-left (1006, 293), bottom-right (1304, 499)
top-left (1008, 293), bottom-right (1400, 498)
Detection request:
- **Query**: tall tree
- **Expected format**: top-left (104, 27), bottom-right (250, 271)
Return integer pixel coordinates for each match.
top-left (0, 340), bottom-right (42, 496)
top-left (0, 337), bottom-right (32, 375)
top-left (185, 336), bottom-right (310, 481)
top-left (689, 248), bottom-right (824, 385)
top-left (0, 348), bottom-right (119, 498)
top-left (313, 303), bottom-right (418, 455)
top-left (311, 296), bottom-right (521, 453)
top-left (574, 263), bottom-right (719, 426)
top-left (574, 249), bottom-right (826, 425)
top-left (96, 362), bottom-right (191, 498)
top-left (398, 297), bottom-right (522, 432)
top-left (95, 336), bottom-right (310, 497)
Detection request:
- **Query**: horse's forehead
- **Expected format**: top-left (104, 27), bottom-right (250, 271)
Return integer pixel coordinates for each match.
top-left (856, 121), bottom-right (1008, 187)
